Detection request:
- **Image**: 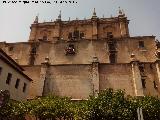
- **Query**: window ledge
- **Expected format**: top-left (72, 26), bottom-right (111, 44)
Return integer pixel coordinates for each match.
top-left (139, 47), bottom-right (147, 52)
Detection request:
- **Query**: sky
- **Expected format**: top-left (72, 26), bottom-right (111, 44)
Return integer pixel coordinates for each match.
top-left (0, 0), bottom-right (160, 43)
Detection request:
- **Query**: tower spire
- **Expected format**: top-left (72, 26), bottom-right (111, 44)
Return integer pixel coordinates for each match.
top-left (58, 10), bottom-right (61, 20)
top-left (118, 7), bottom-right (125, 17)
top-left (118, 7), bottom-right (123, 15)
top-left (122, 9), bottom-right (125, 16)
top-left (92, 8), bottom-right (97, 19)
top-left (34, 14), bottom-right (39, 23)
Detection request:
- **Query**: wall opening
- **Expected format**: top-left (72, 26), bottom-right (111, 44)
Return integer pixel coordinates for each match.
top-left (141, 78), bottom-right (146, 88)
top-left (43, 36), bottom-right (47, 41)
top-left (153, 81), bottom-right (158, 89)
top-left (139, 41), bottom-right (144, 48)
top-left (109, 53), bottom-right (116, 63)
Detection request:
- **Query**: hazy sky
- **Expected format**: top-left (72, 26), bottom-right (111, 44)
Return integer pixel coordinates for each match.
top-left (0, 0), bottom-right (160, 42)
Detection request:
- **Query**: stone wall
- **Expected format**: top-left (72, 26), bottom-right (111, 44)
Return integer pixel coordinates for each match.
top-left (142, 63), bottom-right (160, 96)
top-left (48, 65), bottom-right (92, 99)
top-left (23, 66), bottom-right (41, 99)
top-left (0, 36), bottom-right (156, 65)
top-left (99, 64), bottom-right (134, 96)
top-left (29, 17), bottom-right (129, 42)
top-left (21, 63), bottom-right (160, 99)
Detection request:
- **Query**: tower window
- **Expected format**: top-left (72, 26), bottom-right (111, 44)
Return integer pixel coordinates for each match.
top-left (109, 53), bottom-right (116, 63)
top-left (139, 64), bottom-right (145, 73)
top-left (80, 32), bottom-right (84, 39)
top-left (68, 32), bottom-right (72, 39)
top-left (29, 55), bottom-right (35, 65)
top-left (9, 46), bottom-right (14, 51)
top-left (139, 41), bottom-right (144, 48)
top-left (141, 78), bottom-right (146, 88)
top-left (108, 43), bottom-right (116, 51)
top-left (6, 73), bottom-right (12, 85)
top-left (31, 47), bottom-right (36, 54)
top-left (73, 30), bottom-right (79, 38)
top-left (23, 83), bottom-right (27, 92)
top-left (29, 45), bottom-right (37, 65)
top-left (0, 67), bottom-right (2, 75)
top-left (15, 79), bottom-right (20, 89)
top-left (107, 32), bottom-right (113, 38)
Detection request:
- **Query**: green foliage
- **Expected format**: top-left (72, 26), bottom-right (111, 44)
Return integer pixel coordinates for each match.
top-left (81, 89), bottom-right (137, 120)
top-left (0, 89), bottom-right (160, 120)
top-left (26, 96), bottom-right (74, 120)
top-left (132, 96), bottom-right (160, 120)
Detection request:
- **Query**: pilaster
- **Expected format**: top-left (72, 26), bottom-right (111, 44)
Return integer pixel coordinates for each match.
top-left (92, 20), bottom-right (98, 39)
top-left (39, 57), bottom-right (50, 96)
top-left (131, 61), bottom-right (144, 96)
top-left (155, 60), bottom-right (160, 89)
top-left (92, 56), bottom-right (99, 97)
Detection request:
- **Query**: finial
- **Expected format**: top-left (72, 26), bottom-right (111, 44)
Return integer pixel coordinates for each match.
top-left (76, 17), bottom-right (78, 20)
top-left (118, 7), bottom-right (123, 15)
top-left (122, 9), bottom-right (125, 16)
top-left (92, 8), bottom-right (97, 19)
top-left (58, 10), bottom-right (61, 20)
top-left (93, 8), bottom-right (96, 15)
top-left (118, 7), bottom-right (125, 17)
top-left (110, 14), bottom-right (113, 18)
top-left (69, 17), bottom-right (70, 21)
top-left (102, 14), bottom-right (104, 18)
top-left (34, 13), bottom-right (39, 23)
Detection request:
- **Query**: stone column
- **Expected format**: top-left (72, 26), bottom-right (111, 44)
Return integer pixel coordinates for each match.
top-left (155, 49), bottom-right (160, 87)
top-left (155, 60), bottom-right (160, 89)
top-left (92, 56), bottom-right (99, 97)
top-left (92, 21), bottom-right (98, 39)
top-left (131, 61), bottom-right (144, 96)
top-left (54, 22), bottom-right (61, 40)
top-left (38, 57), bottom-right (50, 96)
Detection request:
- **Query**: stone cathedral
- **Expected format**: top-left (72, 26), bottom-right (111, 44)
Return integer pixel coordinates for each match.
top-left (1, 9), bottom-right (160, 99)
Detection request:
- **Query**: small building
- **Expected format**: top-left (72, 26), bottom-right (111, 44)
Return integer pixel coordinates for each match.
top-left (0, 48), bottom-right (32, 101)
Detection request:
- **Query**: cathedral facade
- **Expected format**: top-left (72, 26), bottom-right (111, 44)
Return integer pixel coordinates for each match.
top-left (0, 9), bottom-right (160, 99)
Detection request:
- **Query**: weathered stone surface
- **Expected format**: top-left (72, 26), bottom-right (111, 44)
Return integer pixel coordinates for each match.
top-left (0, 14), bottom-right (159, 99)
